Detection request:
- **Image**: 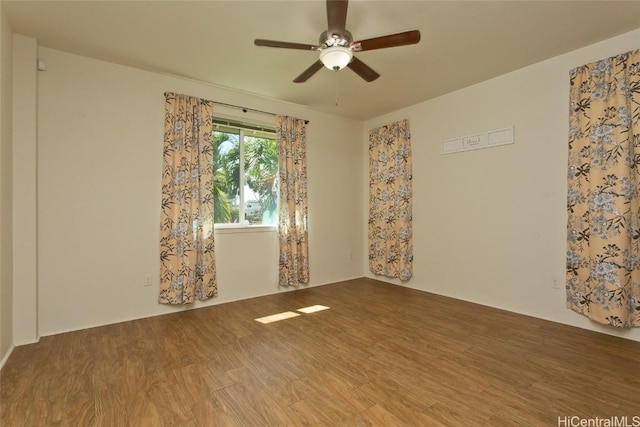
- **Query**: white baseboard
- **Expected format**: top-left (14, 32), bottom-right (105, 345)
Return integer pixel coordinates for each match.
top-left (0, 345), bottom-right (15, 371)
top-left (13, 336), bottom-right (40, 346)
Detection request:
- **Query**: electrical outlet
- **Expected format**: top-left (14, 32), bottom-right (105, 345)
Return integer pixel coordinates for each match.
top-left (551, 277), bottom-right (561, 289)
top-left (144, 275), bottom-right (153, 287)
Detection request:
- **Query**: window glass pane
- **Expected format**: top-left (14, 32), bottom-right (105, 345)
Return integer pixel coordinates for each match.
top-left (213, 130), bottom-right (240, 224)
top-left (244, 136), bottom-right (278, 225)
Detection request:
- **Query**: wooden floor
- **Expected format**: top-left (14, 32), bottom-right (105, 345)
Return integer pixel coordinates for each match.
top-left (2, 278), bottom-right (639, 426)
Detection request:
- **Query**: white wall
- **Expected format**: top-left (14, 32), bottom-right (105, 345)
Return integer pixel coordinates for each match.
top-left (364, 29), bottom-right (640, 341)
top-left (32, 46), bottom-right (363, 336)
top-left (0, 4), bottom-right (14, 364)
top-left (12, 34), bottom-right (37, 345)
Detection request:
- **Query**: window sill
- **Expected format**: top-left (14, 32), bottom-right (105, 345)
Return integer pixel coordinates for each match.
top-left (214, 225), bottom-right (277, 235)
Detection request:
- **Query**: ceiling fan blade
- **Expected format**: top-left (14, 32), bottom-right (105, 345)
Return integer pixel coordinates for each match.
top-left (293, 60), bottom-right (324, 83)
top-left (347, 57), bottom-right (380, 82)
top-left (254, 39), bottom-right (319, 51)
top-left (352, 30), bottom-right (421, 51)
top-left (327, 0), bottom-right (348, 39)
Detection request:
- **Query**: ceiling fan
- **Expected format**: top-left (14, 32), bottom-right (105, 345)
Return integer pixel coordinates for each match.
top-left (254, 0), bottom-right (421, 83)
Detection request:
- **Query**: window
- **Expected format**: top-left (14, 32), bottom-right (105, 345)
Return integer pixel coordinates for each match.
top-left (213, 118), bottom-right (278, 227)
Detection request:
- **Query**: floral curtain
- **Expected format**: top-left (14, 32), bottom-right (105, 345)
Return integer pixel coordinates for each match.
top-left (566, 49), bottom-right (640, 328)
top-left (159, 92), bottom-right (217, 304)
top-left (369, 119), bottom-right (413, 281)
top-left (276, 116), bottom-right (309, 287)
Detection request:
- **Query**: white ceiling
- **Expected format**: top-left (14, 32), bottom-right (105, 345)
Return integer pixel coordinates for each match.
top-left (3, 0), bottom-right (640, 120)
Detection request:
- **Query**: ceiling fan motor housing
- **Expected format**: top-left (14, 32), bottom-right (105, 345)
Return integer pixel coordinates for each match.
top-left (319, 30), bottom-right (353, 48)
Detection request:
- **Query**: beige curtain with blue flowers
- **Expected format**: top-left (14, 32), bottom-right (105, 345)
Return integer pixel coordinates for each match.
top-left (369, 119), bottom-right (413, 281)
top-left (566, 49), bottom-right (640, 328)
top-left (159, 93), bottom-right (217, 304)
top-left (276, 116), bottom-right (309, 287)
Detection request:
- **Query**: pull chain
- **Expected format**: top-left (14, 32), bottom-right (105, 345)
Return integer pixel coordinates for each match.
top-left (334, 70), bottom-right (340, 106)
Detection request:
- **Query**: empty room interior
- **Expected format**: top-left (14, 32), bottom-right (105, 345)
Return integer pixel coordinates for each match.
top-left (1, 1), bottom-right (640, 425)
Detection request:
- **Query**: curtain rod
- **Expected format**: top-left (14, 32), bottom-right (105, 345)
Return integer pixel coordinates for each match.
top-left (164, 93), bottom-right (310, 125)
top-left (211, 100), bottom-right (309, 125)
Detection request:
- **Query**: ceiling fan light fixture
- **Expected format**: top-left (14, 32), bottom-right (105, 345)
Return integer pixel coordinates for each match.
top-left (319, 46), bottom-right (353, 71)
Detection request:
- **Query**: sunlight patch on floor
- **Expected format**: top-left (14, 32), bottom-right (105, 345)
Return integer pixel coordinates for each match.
top-left (254, 305), bottom-right (331, 324)
top-left (255, 311), bottom-right (300, 324)
top-left (297, 305), bottom-right (330, 314)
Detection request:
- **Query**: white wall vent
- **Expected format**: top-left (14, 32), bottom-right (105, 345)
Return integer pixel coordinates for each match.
top-left (441, 127), bottom-right (514, 154)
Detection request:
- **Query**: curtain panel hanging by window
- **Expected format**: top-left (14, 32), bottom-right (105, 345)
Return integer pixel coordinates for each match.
top-left (368, 119), bottom-right (413, 281)
top-left (159, 92), bottom-right (218, 304)
top-left (566, 49), bottom-right (640, 328)
top-left (276, 115), bottom-right (309, 287)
